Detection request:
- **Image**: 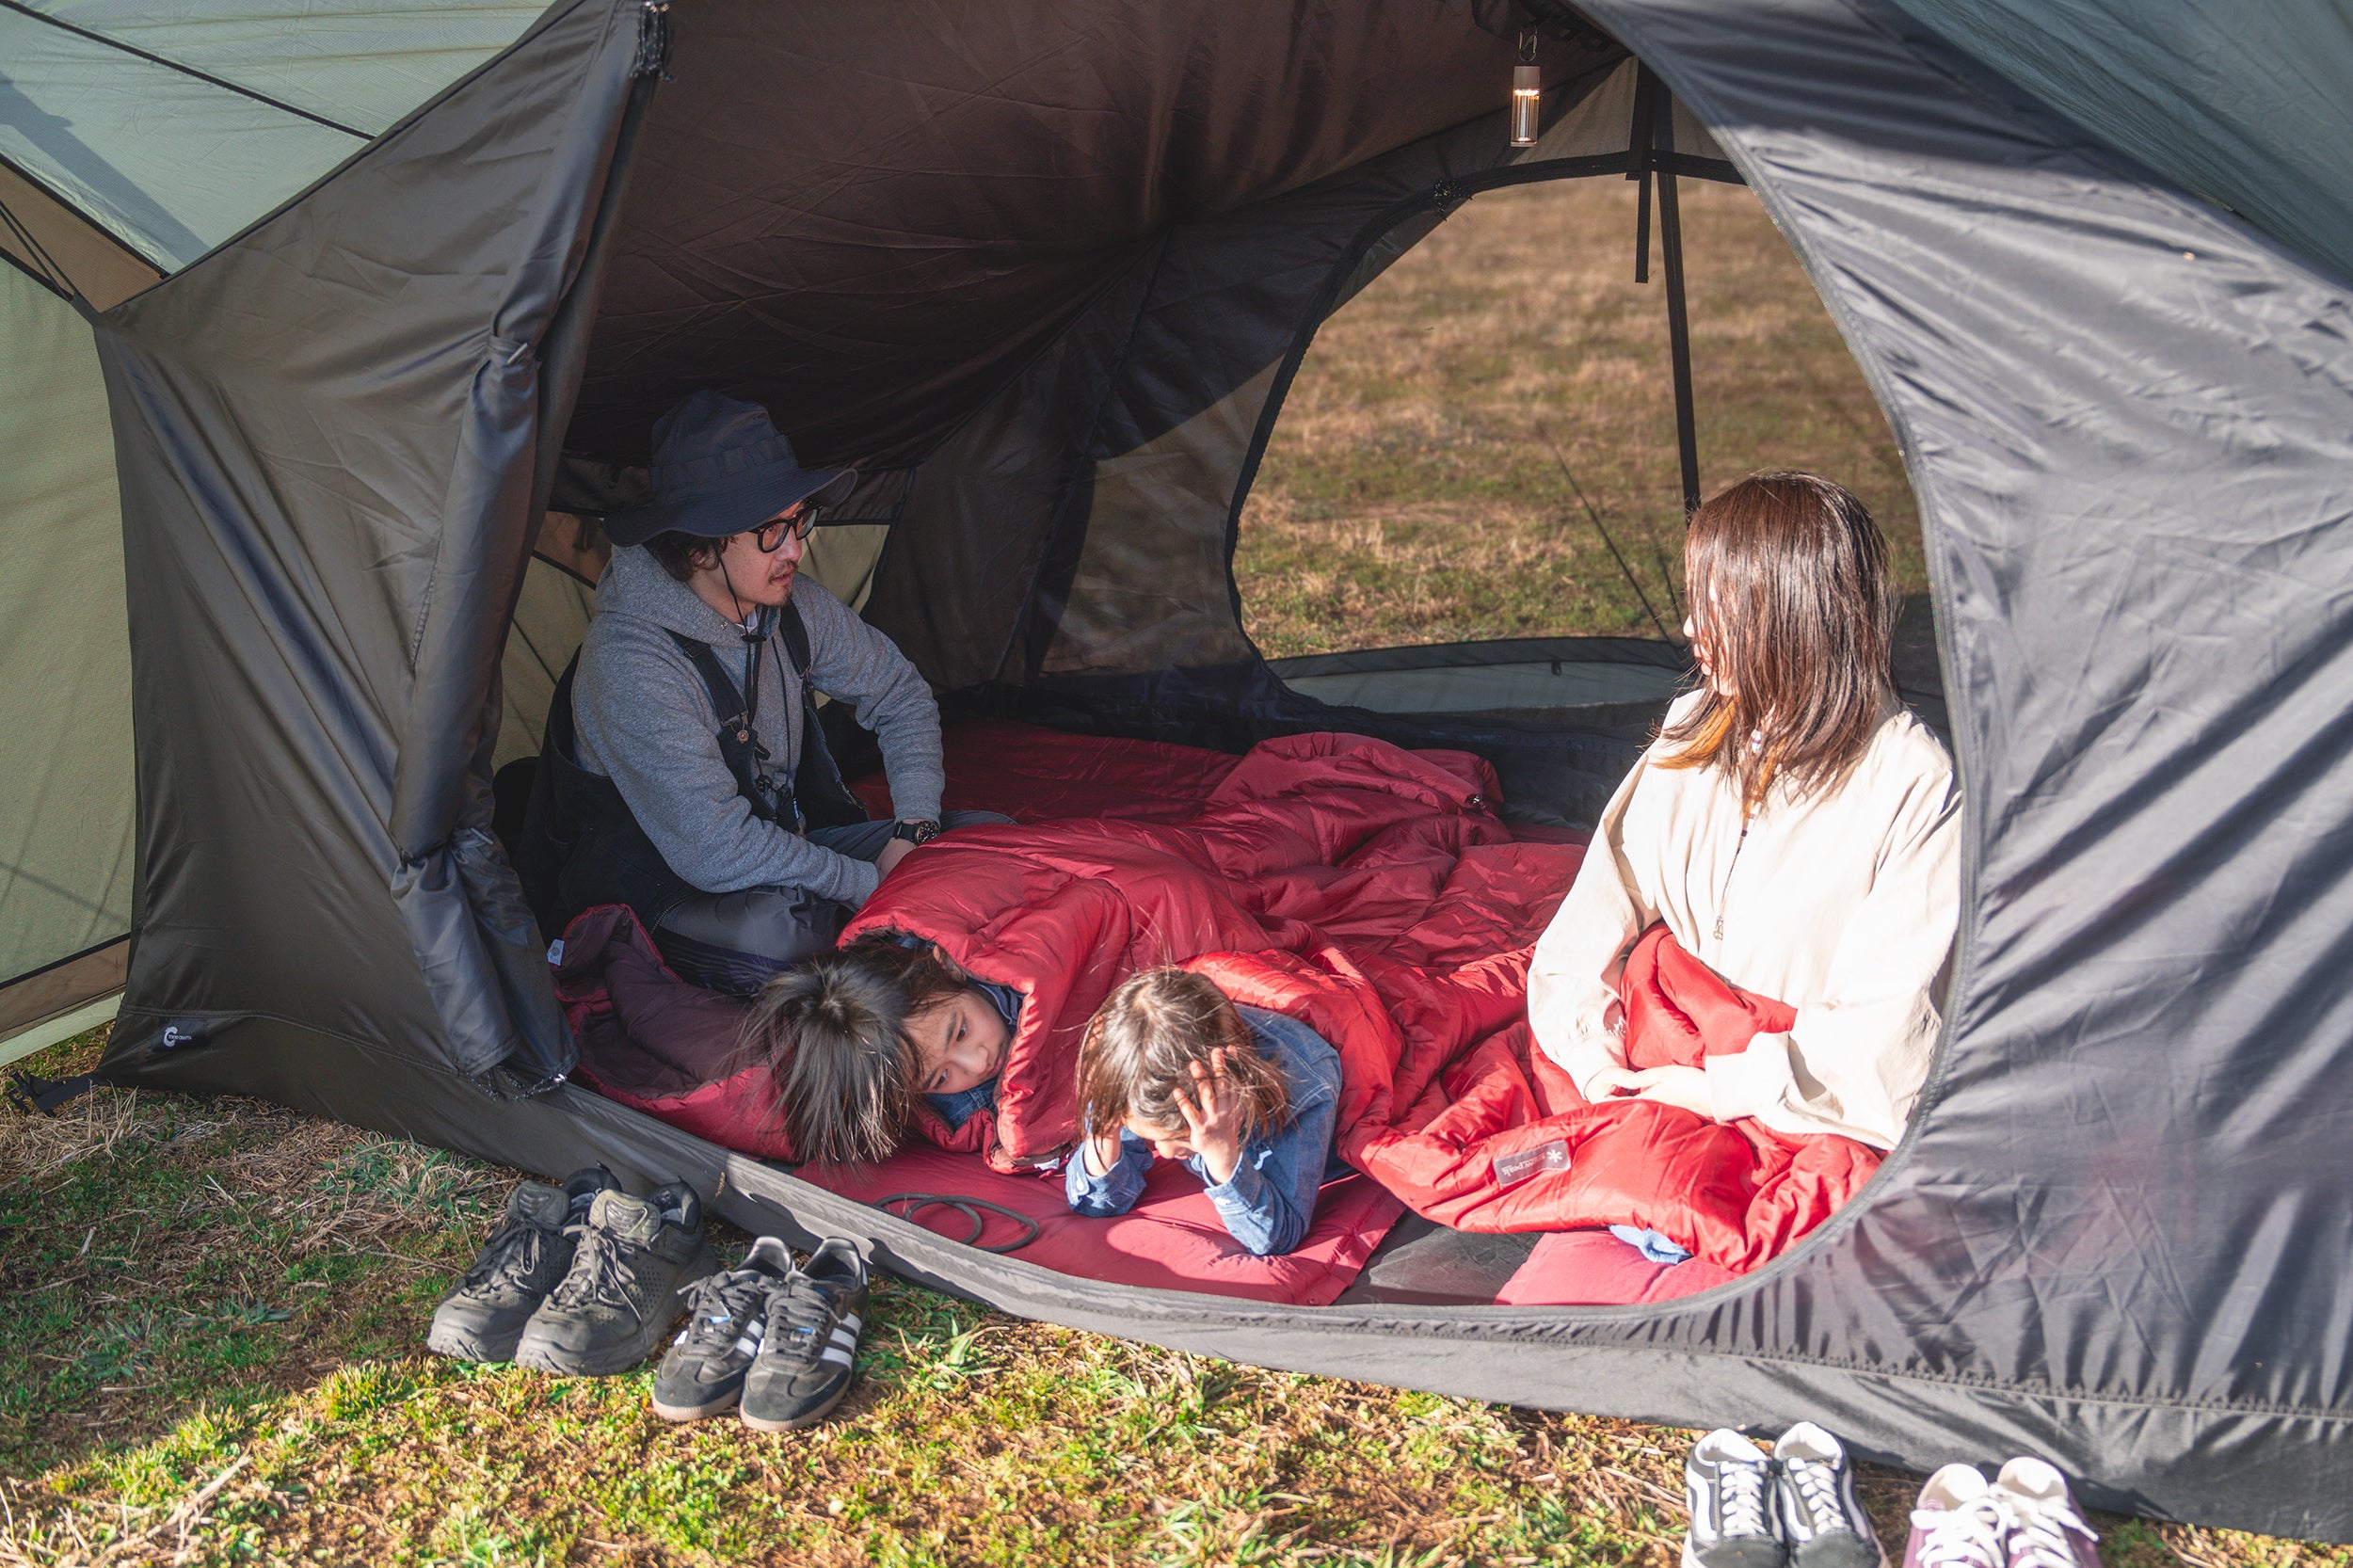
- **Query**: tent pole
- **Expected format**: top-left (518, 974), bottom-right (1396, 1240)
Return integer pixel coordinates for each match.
top-left (1651, 81), bottom-right (1702, 515)
top-left (1627, 65), bottom-right (1656, 283)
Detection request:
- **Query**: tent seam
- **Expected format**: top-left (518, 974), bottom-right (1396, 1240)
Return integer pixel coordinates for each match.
top-left (0, 0), bottom-right (371, 139)
top-left (91, 0), bottom-right (609, 314)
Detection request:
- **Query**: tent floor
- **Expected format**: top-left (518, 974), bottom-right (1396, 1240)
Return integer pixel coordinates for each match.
top-left (1331, 1213), bottom-right (1540, 1306)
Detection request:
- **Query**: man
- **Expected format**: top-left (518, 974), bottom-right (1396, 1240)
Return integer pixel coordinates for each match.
top-left (518, 391), bottom-right (1004, 993)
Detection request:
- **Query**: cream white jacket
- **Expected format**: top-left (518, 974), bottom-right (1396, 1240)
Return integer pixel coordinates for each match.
top-left (1528, 691), bottom-right (1961, 1150)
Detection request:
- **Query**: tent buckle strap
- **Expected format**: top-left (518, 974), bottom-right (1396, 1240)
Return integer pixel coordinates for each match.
top-left (873, 1192), bottom-right (1041, 1255)
top-left (6, 1068), bottom-right (97, 1117)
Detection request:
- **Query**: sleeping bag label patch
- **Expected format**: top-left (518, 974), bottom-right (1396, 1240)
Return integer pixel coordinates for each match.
top-left (1492, 1139), bottom-right (1572, 1189)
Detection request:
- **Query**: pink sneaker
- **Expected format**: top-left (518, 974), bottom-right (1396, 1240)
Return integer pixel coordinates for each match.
top-left (1992, 1458), bottom-right (2101, 1568)
top-left (1902, 1465), bottom-right (2007, 1568)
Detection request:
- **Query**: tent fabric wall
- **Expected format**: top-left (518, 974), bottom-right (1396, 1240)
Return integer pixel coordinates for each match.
top-left (93, 0), bottom-right (653, 1089)
top-left (1891, 0), bottom-right (2353, 289)
top-left (0, 260), bottom-right (134, 1010)
top-left (496, 555), bottom-right (598, 773)
top-left (860, 59), bottom-right (1632, 697)
top-left (1573, 0), bottom-right (2353, 1533)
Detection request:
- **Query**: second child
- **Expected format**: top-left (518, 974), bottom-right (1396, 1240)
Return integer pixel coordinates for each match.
top-left (1066, 968), bottom-right (1350, 1257)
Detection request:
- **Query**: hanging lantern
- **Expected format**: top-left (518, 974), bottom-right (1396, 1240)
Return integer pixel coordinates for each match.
top-left (1511, 32), bottom-right (1542, 147)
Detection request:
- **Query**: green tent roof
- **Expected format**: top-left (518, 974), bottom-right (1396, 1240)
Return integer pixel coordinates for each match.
top-left (0, 0), bottom-right (544, 271)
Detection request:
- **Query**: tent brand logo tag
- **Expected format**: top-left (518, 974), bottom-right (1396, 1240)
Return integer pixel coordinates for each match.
top-left (157, 1020), bottom-right (210, 1051)
top-left (546, 939), bottom-right (565, 966)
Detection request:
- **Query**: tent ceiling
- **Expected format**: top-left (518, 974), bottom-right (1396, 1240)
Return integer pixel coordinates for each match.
top-left (0, 0), bottom-right (540, 272)
top-left (1892, 0), bottom-right (2353, 287)
top-left (567, 1), bottom-right (1609, 470)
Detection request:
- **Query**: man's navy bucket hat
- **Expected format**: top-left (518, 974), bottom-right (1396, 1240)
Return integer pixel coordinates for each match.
top-left (606, 391), bottom-right (857, 548)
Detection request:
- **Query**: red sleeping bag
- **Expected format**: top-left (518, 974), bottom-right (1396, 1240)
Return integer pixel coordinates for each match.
top-left (841, 728), bottom-right (1881, 1273)
top-left (560, 720), bottom-right (1881, 1288)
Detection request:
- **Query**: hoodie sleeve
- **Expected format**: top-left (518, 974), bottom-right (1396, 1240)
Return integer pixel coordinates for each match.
top-left (572, 616), bottom-right (883, 907)
top-left (792, 582), bottom-right (946, 823)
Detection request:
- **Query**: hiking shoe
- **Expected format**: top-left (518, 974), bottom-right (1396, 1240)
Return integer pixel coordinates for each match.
top-left (1683, 1428), bottom-right (1785, 1568)
top-left (1903, 1465), bottom-right (2008, 1568)
top-left (1991, 1458), bottom-right (2099, 1568)
top-left (650, 1237), bottom-right (795, 1422)
top-left (513, 1183), bottom-right (718, 1377)
top-left (1773, 1422), bottom-right (1887, 1568)
top-left (739, 1237), bottom-right (870, 1432)
top-left (426, 1167), bottom-right (619, 1363)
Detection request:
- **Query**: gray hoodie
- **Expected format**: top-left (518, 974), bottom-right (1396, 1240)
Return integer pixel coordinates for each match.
top-left (570, 545), bottom-right (945, 907)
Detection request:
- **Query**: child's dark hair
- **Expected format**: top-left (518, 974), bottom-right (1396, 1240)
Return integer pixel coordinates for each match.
top-left (1079, 968), bottom-right (1290, 1147)
top-left (739, 936), bottom-right (971, 1164)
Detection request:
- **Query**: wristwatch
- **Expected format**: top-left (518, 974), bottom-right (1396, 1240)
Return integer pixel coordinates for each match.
top-left (890, 818), bottom-right (941, 846)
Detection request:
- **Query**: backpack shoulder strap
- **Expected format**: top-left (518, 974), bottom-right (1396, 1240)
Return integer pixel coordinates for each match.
top-left (777, 600), bottom-right (813, 680)
top-left (665, 629), bottom-right (747, 721)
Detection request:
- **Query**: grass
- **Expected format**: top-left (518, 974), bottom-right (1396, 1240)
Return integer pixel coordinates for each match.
top-left (4, 1029), bottom-right (2345, 1566)
top-left (1237, 176), bottom-right (1925, 658)
top-left (0, 173), bottom-right (2331, 1565)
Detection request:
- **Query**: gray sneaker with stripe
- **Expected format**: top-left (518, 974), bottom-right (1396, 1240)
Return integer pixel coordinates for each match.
top-left (1773, 1422), bottom-right (1887, 1568)
top-left (1684, 1428), bottom-right (1786, 1568)
top-left (650, 1236), bottom-right (795, 1422)
top-left (740, 1237), bottom-right (869, 1432)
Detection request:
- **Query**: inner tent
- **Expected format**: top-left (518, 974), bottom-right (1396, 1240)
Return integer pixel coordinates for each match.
top-left (485, 24), bottom-right (1861, 1313)
top-left (507, 12), bottom-right (1755, 830)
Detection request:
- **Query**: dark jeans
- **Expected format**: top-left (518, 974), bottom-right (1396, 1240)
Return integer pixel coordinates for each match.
top-left (650, 810), bottom-right (1014, 995)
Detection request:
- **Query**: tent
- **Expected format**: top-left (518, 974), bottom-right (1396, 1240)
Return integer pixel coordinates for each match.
top-left (5, 0), bottom-right (2351, 1538)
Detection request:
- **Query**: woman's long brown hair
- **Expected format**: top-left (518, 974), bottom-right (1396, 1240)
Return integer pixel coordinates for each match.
top-left (1659, 471), bottom-right (1896, 807)
top-left (1079, 968), bottom-right (1291, 1148)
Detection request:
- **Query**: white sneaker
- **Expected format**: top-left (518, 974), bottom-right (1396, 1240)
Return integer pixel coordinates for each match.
top-left (1684, 1428), bottom-right (1786, 1568)
top-left (1992, 1457), bottom-right (2099, 1568)
top-left (1772, 1422), bottom-right (1888, 1568)
top-left (1902, 1465), bottom-right (2008, 1568)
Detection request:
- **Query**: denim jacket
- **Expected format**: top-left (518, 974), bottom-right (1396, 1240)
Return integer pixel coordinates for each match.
top-left (1064, 1005), bottom-right (1350, 1256)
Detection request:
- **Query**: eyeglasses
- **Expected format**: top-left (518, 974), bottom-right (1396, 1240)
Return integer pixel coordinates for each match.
top-left (751, 503), bottom-right (818, 553)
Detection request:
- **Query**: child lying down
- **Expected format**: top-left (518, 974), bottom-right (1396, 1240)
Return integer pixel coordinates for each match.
top-left (746, 936), bottom-right (1017, 1164)
top-left (750, 943), bottom-right (1349, 1256)
top-left (1066, 968), bottom-right (1350, 1257)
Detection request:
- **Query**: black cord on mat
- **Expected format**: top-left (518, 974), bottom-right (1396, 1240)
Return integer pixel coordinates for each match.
top-left (873, 1193), bottom-right (1041, 1255)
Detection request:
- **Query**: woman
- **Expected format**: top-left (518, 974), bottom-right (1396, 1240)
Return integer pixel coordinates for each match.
top-left (1528, 472), bottom-right (1961, 1151)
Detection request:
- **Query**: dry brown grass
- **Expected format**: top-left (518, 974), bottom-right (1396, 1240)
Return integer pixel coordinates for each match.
top-left (1238, 176), bottom-right (1923, 658)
